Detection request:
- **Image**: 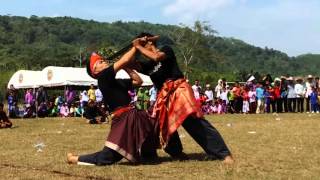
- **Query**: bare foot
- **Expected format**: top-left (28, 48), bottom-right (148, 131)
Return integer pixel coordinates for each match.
top-left (67, 153), bottom-right (79, 164)
top-left (222, 155), bottom-right (234, 165)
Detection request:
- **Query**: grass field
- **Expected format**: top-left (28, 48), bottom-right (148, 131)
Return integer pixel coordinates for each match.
top-left (1, 113), bottom-right (320, 180)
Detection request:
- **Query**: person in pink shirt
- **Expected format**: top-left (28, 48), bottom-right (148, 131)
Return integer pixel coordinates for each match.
top-left (60, 103), bottom-right (70, 117)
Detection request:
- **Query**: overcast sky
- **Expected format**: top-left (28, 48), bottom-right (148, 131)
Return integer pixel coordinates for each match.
top-left (1, 0), bottom-right (319, 56)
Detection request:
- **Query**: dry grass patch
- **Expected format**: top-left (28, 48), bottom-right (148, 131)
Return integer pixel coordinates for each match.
top-left (1, 113), bottom-right (320, 179)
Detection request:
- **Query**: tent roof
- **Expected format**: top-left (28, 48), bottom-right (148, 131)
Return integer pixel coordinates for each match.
top-left (8, 66), bottom-right (153, 89)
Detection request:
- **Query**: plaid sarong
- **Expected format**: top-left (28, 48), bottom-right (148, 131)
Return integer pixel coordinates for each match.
top-left (152, 79), bottom-right (203, 147)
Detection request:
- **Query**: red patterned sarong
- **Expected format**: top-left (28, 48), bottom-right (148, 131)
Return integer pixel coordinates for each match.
top-left (152, 78), bottom-right (203, 147)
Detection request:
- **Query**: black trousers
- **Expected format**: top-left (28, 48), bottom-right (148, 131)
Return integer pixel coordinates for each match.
top-left (78, 146), bottom-right (123, 166)
top-left (165, 116), bottom-right (231, 160)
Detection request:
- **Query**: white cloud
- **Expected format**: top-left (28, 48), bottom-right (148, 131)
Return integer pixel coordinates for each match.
top-left (163, 0), bottom-right (235, 23)
top-left (162, 0), bottom-right (320, 56)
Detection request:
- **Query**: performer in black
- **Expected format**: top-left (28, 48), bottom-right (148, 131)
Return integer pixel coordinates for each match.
top-left (67, 45), bottom-right (157, 165)
top-left (133, 33), bottom-right (234, 164)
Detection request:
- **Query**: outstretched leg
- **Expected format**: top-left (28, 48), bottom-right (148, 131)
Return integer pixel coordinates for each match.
top-left (67, 146), bottom-right (123, 166)
top-left (182, 116), bottom-right (234, 164)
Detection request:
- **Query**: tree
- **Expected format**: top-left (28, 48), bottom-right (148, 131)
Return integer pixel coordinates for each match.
top-left (166, 21), bottom-right (217, 79)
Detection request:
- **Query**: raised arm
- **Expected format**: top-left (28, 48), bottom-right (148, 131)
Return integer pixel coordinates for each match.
top-left (133, 37), bottom-right (165, 62)
top-left (124, 68), bottom-right (143, 87)
top-left (113, 47), bottom-right (137, 73)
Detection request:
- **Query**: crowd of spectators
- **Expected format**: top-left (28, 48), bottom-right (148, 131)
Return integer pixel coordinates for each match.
top-left (4, 74), bottom-right (320, 121)
top-left (192, 74), bottom-right (320, 115)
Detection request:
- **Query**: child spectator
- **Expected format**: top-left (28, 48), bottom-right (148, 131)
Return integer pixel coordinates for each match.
top-left (310, 86), bottom-right (319, 113)
top-left (256, 83), bottom-right (265, 114)
top-left (0, 103), bottom-right (12, 128)
top-left (248, 86), bottom-right (256, 114)
top-left (242, 86), bottom-right (250, 114)
top-left (60, 103), bottom-right (70, 117)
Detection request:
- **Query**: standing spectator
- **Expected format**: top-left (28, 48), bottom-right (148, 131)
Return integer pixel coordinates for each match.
top-left (65, 86), bottom-right (76, 107)
top-left (80, 90), bottom-right (89, 109)
top-left (310, 86), bottom-right (318, 113)
top-left (95, 88), bottom-right (103, 104)
top-left (204, 84), bottom-right (214, 103)
top-left (219, 87), bottom-right (228, 113)
top-left (192, 80), bottom-right (201, 101)
top-left (215, 79), bottom-right (224, 98)
top-left (280, 76), bottom-right (288, 112)
top-left (149, 86), bottom-right (157, 107)
top-left (295, 77), bottom-right (305, 113)
top-left (25, 89), bottom-right (34, 106)
top-left (227, 86), bottom-right (235, 113)
top-left (232, 81), bottom-right (242, 113)
top-left (136, 87), bottom-right (144, 110)
top-left (256, 82), bottom-right (265, 114)
top-left (7, 91), bottom-right (17, 118)
top-left (36, 86), bottom-right (48, 105)
top-left (273, 79), bottom-right (282, 113)
top-left (6, 84), bottom-right (18, 118)
top-left (305, 75), bottom-right (314, 113)
top-left (248, 86), bottom-right (256, 114)
top-left (0, 103), bottom-right (12, 128)
top-left (241, 86), bottom-right (250, 114)
top-left (143, 88), bottom-right (150, 110)
top-left (287, 77), bottom-right (296, 112)
top-left (88, 84), bottom-right (96, 102)
top-left (128, 88), bottom-right (136, 105)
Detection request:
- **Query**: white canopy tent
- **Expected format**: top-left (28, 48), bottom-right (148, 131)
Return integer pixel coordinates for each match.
top-left (8, 66), bottom-right (153, 89)
top-left (7, 70), bottom-right (43, 89)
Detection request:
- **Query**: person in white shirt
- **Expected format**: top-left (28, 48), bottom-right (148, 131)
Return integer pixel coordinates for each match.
top-left (215, 79), bottom-right (223, 98)
top-left (248, 86), bottom-right (256, 114)
top-left (204, 84), bottom-right (214, 103)
top-left (95, 88), bottom-right (103, 103)
top-left (305, 75), bottom-right (313, 113)
top-left (192, 80), bottom-right (201, 100)
top-left (149, 86), bottom-right (157, 107)
top-left (294, 77), bottom-right (305, 113)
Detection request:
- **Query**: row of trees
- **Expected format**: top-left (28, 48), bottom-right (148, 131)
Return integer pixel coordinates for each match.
top-left (0, 15), bottom-right (319, 98)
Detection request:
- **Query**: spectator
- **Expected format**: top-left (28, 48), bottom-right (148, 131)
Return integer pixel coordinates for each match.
top-left (149, 86), bottom-right (157, 107)
top-left (60, 103), bottom-right (70, 117)
top-left (294, 77), bottom-right (305, 113)
top-left (310, 86), bottom-right (318, 113)
top-left (95, 88), bottom-right (103, 103)
top-left (192, 80), bottom-right (201, 101)
top-left (136, 87), bottom-right (144, 110)
top-left (36, 86), bottom-right (48, 105)
top-left (232, 81), bottom-right (242, 113)
top-left (287, 77), bottom-right (296, 112)
top-left (80, 90), bottom-right (89, 108)
top-left (215, 79), bottom-right (223, 98)
top-left (204, 84), bottom-right (214, 103)
top-left (7, 91), bottom-right (17, 118)
top-left (88, 84), bottom-right (96, 102)
top-left (248, 86), bottom-right (256, 114)
top-left (242, 86), bottom-right (250, 114)
top-left (256, 82), bottom-right (265, 114)
top-left (85, 100), bottom-right (103, 124)
top-left (0, 103), bottom-right (12, 128)
top-left (305, 75), bottom-right (314, 113)
top-left (37, 102), bottom-right (48, 118)
top-left (65, 86), bottom-right (76, 106)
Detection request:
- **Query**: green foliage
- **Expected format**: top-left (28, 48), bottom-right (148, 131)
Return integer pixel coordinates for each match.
top-left (0, 15), bottom-right (319, 92)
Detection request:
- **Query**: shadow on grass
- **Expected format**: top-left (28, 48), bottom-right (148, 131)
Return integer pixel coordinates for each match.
top-left (118, 152), bottom-right (220, 166)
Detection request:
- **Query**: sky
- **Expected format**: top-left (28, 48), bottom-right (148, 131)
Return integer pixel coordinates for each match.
top-left (0, 0), bottom-right (319, 56)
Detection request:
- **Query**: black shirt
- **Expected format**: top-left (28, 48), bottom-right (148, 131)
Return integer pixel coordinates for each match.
top-left (97, 65), bottom-right (133, 111)
top-left (139, 45), bottom-right (184, 89)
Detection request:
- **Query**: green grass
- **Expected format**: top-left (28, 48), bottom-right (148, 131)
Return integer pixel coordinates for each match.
top-left (1, 113), bottom-right (320, 179)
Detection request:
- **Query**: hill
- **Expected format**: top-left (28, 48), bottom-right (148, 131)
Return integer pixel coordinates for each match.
top-left (0, 15), bottom-right (319, 96)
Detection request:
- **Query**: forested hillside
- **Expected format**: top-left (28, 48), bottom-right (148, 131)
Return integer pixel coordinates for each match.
top-left (0, 15), bottom-right (319, 96)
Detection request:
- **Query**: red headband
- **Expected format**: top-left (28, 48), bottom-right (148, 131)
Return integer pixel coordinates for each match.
top-left (89, 52), bottom-right (103, 76)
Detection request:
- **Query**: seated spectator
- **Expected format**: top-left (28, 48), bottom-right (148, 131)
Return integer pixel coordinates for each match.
top-left (37, 102), bottom-right (48, 118)
top-left (84, 100), bottom-right (105, 124)
top-left (74, 102), bottom-right (84, 117)
top-left (47, 101), bottom-right (58, 117)
top-left (0, 103), bottom-right (12, 128)
top-left (60, 103), bottom-right (70, 117)
top-left (23, 104), bottom-right (35, 118)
